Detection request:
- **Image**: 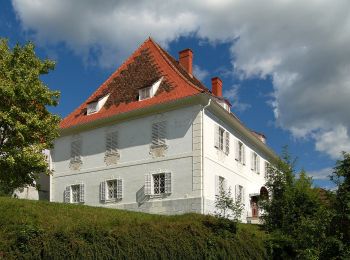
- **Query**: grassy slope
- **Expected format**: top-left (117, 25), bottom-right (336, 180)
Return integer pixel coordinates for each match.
top-left (0, 197), bottom-right (268, 259)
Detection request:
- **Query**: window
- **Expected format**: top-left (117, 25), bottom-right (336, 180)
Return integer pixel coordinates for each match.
top-left (64, 184), bottom-right (85, 203)
top-left (87, 94), bottom-right (110, 115)
top-left (214, 125), bottom-right (230, 154)
top-left (251, 152), bottom-right (260, 173)
top-left (139, 87), bottom-right (151, 100)
top-left (235, 184), bottom-right (244, 203)
top-left (215, 175), bottom-right (227, 196)
top-left (100, 179), bottom-right (123, 202)
top-left (139, 77), bottom-right (163, 101)
top-left (144, 172), bottom-right (171, 196)
top-left (70, 138), bottom-right (82, 164)
top-left (106, 131), bottom-right (118, 155)
top-left (153, 173), bottom-right (165, 195)
top-left (151, 121), bottom-right (167, 147)
top-left (235, 141), bottom-right (245, 164)
top-left (264, 161), bottom-right (270, 178)
top-left (87, 101), bottom-right (98, 114)
top-left (219, 127), bottom-right (224, 150)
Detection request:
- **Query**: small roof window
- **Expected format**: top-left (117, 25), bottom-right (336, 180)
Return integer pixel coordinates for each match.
top-left (87, 94), bottom-right (109, 115)
top-left (139, 77), bottom-right (163, 101)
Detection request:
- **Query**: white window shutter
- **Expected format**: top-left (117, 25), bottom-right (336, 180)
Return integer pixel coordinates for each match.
top-left (152, 121), bottom-right (167, 146)
top-left (235, 184), bottom-right (239, 201)
top-left (64, 186), bottom-right (70, 203)
top-left (117, 179), bottom-right (123, 199)
top-left (106, 131), bottom-right (118, 154)
top-left (158, 121), bottom-right (166, 146)
top-left (144, 173), bottom-right (152, 196)
top-left (100, 181), bottom-right (106, 202)
top-left (214, 125), bottom-right (220, 148)
top-left (165, 172), bottom-right (172, 194)
top-left (242, 186), bottom-right (245, 204)
top-left (71, 139), bottom-right (81, 161)
top-left (79, 184), bottom-right (85, 203)
top-left (215, 175), bottom-right (220, 197)
top-left (242, 145), bottom-right (246, 165)
top-left (251, 152), bottom-right (255, 170)
top-left (225, 131), bottom-right (230, 155)
top-left (223, 178), bottom-right (228, 192)
top-left (257, 156), bottom-right (260, 173)
top-left (235, 140), bottom-right (239, 160)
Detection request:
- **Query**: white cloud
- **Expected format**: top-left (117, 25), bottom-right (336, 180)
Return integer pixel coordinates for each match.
top-left (307, 167), bottom-right (332, 181)
top-left (12, 0), bottom-right (350, 159)
top-left (224, 85), bottom-right (251, 112)
top-left (193, 65), bottom-right (208, 81)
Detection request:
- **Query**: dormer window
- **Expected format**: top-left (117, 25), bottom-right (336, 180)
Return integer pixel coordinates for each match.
top-left (139, 77), bottom-right (163, 101)
top-left (87, 102), bottom-right (98, 114)
top-left (216, 99), bottom-right (231, 113)
top-left (87, 94), bottom-right (109, 115)
top-left (139, 87), bottom-right (151, 100)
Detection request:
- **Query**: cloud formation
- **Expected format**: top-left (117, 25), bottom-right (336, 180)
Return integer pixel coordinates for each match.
top-left (307, 167), bottom-right (332, 181)
top-left (12, 0), bottom-right (350, 159)
top-left (224, 85), bottom-right (251, 112)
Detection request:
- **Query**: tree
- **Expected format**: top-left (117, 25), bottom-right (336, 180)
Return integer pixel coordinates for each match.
top-left (327, 151), bottom-right (350, 257)
top-left (0, 39), bottom-right (60, 195)
top-left (214, 186), bottom-right (244, 222)
top-left (261, 147), bottom-right (332, 259)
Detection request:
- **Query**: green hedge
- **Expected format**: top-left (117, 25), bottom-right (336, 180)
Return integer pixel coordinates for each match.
top-left (0, 197), bottom-right (268, 259)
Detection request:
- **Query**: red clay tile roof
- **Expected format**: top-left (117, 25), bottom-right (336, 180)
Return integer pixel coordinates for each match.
top-left (60, 38), bottom-right (211, 129)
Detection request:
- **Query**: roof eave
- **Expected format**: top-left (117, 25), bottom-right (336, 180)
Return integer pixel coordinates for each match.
top-left (59, 94), bottom-right (207, 137)
top-left (205, 95), bottom-right (279, 162)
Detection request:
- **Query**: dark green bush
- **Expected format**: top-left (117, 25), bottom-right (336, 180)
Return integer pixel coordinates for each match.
top-left (0, 197), bottom-right (268, 259)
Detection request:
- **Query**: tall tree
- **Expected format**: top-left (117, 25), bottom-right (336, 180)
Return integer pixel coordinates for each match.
top-left (261, 147), bottom-right (332, 259)
top-left (331, 152), bottom-right (350, 248)
top-left (0, 39), bottom-right (60, 194)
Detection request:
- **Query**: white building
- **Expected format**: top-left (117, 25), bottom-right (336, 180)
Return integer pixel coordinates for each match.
top-left (50, 38), bottom-right (277, 222)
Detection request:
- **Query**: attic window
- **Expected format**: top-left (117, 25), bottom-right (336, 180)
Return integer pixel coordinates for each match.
top-left (87, 102), bottom-right (98, 114)
top-left (87, 94), bottom-right (110, 115)
top-left (139, 77), bottom-right (163, 101)
top-left (139, 87), bottom-right (151, 100)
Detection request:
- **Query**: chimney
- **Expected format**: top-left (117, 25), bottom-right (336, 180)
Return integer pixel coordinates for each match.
top-left (179, 49), bottom-right (193, 75)
top-left (211, 77), bottom-right (223, 97)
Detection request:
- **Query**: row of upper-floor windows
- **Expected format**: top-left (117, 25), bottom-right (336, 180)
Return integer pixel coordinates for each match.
top-left (214, 124), bottom-right (269, 176)
top-left (67, 121), bottom-right (167, 169)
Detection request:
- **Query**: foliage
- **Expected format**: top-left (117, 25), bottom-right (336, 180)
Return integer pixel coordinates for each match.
top-left (261, 146), bottom-right (332, 259)
top-left (324, 151), bottom-right (350, 259)
top-left (214, 186), bottom-right (244, 222)
top-left (0, 197), bottom-right (269, 259)
top-left (0, 39), bottom-right (60, 194)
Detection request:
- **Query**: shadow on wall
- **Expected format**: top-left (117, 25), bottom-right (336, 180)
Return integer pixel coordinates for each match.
top-left (136, 185), bottom-right (146, 206)
top-left (56, 108), bottom-right (196, 162)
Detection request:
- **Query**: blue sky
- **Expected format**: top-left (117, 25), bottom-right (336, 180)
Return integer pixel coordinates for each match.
top-left (2, 0), bottom-right (350, 189)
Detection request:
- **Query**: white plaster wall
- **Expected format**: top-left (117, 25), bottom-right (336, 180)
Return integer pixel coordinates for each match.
top-left (52, 105), bottom-right (202, 213)
top-left (202, 109), bottom-right (269, 219)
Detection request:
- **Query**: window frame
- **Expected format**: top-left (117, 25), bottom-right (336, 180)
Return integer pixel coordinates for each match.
top-left (100, 178), bottom-right (123, 203)
top-left (251, 152), bottom-right (260, 173)
top-left (139, 87), bottom-right (151, 101)
top-left (144, 171), bottom-right (171, 197)
top-left (236, 141), bottom-right (245, 164)
top-left (215, 125), bottom-right (230, 155)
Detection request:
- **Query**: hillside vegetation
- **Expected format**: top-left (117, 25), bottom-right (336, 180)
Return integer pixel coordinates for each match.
top-left (0, 197), bottom-right (268, 259)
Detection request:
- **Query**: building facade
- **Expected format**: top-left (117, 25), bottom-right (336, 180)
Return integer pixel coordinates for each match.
top-left (50, 38), bottom-right (276, 222)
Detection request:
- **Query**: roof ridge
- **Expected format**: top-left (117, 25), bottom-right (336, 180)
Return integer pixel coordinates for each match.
top-left (148, 38), bottom-right (208, 93)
